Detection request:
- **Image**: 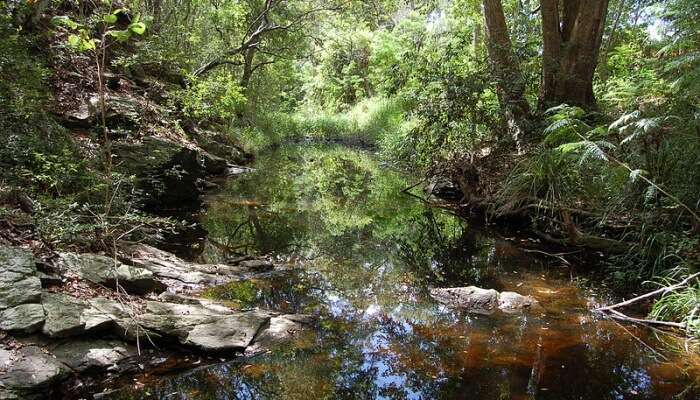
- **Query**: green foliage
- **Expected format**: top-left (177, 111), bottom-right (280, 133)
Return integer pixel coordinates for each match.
top-left (650, 281), bottom-right (700, 337)
top-left (52, 10), bottom-right (147, 53)
top-left (181, 73), bottom-right (246, 121)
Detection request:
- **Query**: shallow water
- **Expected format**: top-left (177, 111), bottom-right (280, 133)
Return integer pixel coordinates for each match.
top-left (111, 144), bottom-right (700, 399)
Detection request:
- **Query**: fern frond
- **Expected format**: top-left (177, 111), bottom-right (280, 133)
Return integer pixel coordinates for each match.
top-left (609, 110), bottom-right (641, 132)
top-left (544, 118), bottom-right (573, 134)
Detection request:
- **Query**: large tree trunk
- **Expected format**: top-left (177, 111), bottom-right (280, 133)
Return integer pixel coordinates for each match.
top-left (539, 0), bottom-right (609, 109)
top-left (483, 0), bottom-right (531, 151)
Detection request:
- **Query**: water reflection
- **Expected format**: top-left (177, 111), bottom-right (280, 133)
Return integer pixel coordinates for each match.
top-left (111, 145), bottom-right (699, 399)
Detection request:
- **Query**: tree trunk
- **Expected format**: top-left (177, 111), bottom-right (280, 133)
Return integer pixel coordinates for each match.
top-left (240, 47), bottom-right (256, 90)
top-left (539, 0), bottom-right (609, 109)
top-left (483, 0), bottom-right (531, 150)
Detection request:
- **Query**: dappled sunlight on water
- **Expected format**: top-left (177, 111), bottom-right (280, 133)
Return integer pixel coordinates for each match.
top-left (111, 145), bottom-right (700, 399)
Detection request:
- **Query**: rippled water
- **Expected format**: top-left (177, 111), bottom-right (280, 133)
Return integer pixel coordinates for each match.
top-left (111, 144), bottom-right (700, 399)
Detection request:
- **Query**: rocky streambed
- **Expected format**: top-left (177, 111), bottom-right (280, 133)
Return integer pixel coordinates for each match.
top-left (0, 244), bottom-right (313, 399)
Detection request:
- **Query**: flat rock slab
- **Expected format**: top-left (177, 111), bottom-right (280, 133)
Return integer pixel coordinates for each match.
top-left (0, 303), bottom-right (45, 334)
top-left (122, 244), bottom-right (269, 292)
top-left (47, 339), bottom-right (139, 373)
top-left (246, 314), bottom-right (316, 354)
top-left (0, 246), bottom-right (41, 310)
top-left (56, 252), bottom-right (163, 295)
top-left (138, 301), bottom-right (271, 351)
top-left (37, 293), bottom-right (274, 352)
top-left (0, 345), bottom-right (69, 399)
top-left (42, 292), bottom-right (89, 337)
top-left (430, 286), bottom-right (539, 314)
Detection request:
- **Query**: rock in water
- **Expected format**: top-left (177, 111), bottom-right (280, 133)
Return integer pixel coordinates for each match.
top-left (497, 291), bottom-right (540, 313)
top-left (430, 286), bottom-right (539, 314)
top-left (430, 286), bottom-right (500, 314)
top-left (47, 339), bottom-right (139, 373)
top-left (247, 314), bottom-right (316, 354)
top-left (122, 244), bottom-right (269, 292)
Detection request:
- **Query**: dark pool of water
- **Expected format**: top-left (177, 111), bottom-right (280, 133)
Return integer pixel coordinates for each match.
top-left (110, 144), bottom-right (700, 399)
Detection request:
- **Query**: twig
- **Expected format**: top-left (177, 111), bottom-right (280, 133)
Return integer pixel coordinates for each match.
top-left (401, 178), bottom-right (427, 194)
top-left (519, 248), bottom-right (580, 265)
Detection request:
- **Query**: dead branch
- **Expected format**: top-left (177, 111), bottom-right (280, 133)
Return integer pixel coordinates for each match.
top-left (596, 272), bottom-right (700, 312)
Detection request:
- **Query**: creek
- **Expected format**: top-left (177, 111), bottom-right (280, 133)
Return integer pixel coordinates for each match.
top-left (110, 144), bottom-right (699, 399)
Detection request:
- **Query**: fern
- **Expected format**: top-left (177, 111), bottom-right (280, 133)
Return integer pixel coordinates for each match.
top-left (555, 140), bottom-right (615, 165)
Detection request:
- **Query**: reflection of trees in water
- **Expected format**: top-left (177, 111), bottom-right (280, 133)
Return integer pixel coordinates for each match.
top-left (393, 208), bottom-right (495, 288)
top-left (113, 294), bottom-right (694, 400)
top-left (201, 145), bottom-right (433, 261)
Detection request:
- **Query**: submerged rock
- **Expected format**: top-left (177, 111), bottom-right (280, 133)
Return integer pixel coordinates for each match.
top-left (247, 314), bottom-right (316, 354)
top-left (56, 252), bottom-right (164, 295)
top-left (497, 291), bottom-right (540, 313)
top-left (430, 286), bottom-right (539, 314)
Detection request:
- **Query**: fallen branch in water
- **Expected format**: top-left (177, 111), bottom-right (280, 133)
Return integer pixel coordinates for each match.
top-left (606, 309), bottom-right (686, 329)
top-left (595, 272), bottom-right (700, 333)
top-left (519, 248), bottom-right (579, 265)
top-left (596, 272), bottom-right (700, 312)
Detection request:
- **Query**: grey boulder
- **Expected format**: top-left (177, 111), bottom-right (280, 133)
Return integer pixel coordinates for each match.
top-left (430, 286), bottom-right (500, 314)
top-left (56, 252), bottom-right (163, 294)
top-left (0, 346), bottom-right (69, 399)
top-left (0, 246), bottom-right (41, 310)
top-left (0, 303), bottom-right (45, 334)
top-left (42, 292), bottom-right (89, 337)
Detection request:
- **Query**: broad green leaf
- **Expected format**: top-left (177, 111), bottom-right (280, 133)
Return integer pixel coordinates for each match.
top-left (129, 22), bottom-right (146, 35)
top-left (103, 14), bottom-right (118, 24)
top-left (107, 29), bottom-right (132, 42)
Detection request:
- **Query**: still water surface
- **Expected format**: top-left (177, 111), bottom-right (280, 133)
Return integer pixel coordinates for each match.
top-left (113, 144), bottom-right (700, 399)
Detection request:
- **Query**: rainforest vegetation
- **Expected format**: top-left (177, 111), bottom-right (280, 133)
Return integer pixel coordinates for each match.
top-left (1, 0), bottom-right (699, 360)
